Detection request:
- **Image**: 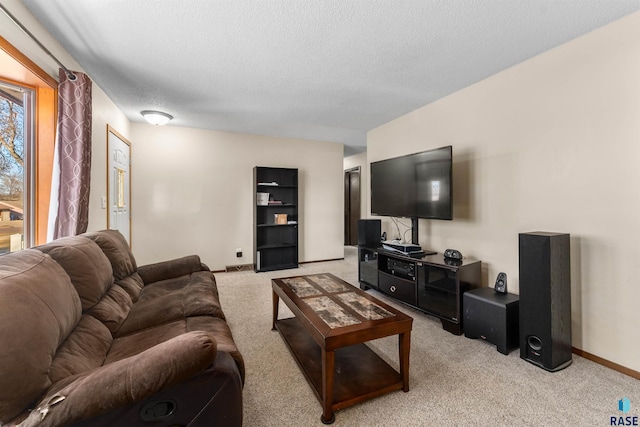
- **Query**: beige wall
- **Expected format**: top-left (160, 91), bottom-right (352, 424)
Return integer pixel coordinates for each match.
top-left (129, 124), bottom-right (344, 269)
top-left (368, 13), bottom-right (640, 372)
top-left (88, 88), bottom-right (131, 232)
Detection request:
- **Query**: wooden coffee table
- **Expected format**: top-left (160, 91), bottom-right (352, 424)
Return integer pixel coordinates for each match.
top-left (272, 273), bottom-right (412, 424)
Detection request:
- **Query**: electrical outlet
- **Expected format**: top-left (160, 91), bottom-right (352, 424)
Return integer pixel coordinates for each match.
top-left (236, 248), bottom-right (242, 258)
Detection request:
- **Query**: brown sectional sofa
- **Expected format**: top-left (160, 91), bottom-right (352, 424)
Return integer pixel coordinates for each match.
top-left (0, 230), bottom-right (244, 427)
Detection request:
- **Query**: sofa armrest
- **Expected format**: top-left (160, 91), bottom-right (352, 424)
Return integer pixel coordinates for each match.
top-left (18, 331), bottom-right (217, 427)
top-left (137, 255), bottom-right (208, 284)
top-left (67, 352), bottom-right (243, 427)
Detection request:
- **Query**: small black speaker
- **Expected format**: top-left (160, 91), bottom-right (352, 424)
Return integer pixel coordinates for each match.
top-left (494, 272), bottom-right (507, 293)
top-left (519, 232), bottom-right (571, 371)
top-left (357, 219), bottom-right (381, 248)
top-left (444, 248), bottom-right (463, 260)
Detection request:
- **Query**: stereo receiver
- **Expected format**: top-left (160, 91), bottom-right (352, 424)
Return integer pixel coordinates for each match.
top-left (386, 258), bottom-right (415, 280)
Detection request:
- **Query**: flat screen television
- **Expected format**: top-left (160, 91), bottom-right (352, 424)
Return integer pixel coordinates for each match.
top-left (370, 145), bottom-right (452, 220)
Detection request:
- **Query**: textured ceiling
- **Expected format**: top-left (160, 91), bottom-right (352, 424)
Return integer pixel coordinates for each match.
top-left (22, 0), bottom-right (640, 156)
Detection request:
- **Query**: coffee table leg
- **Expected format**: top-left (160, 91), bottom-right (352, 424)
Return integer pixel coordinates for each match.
top-left (272, 290), bottom-right (279, 331)
top-left (320, 348), bottom-right (336, 424)
top-left (399, 331), bottom-right (411, 392)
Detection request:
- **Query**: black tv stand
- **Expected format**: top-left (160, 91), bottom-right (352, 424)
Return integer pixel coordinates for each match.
top-left (358, 247), bottom-right (481, 335)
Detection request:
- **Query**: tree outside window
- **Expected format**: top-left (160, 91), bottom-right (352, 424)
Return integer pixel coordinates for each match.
top-left (0, 84), bottom-right (25, 254)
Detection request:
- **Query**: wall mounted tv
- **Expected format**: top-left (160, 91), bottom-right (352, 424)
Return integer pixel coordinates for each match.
top-left (370, 145), bottom-right (452, 220)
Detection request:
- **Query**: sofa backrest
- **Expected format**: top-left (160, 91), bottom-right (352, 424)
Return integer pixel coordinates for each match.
top-left (82, 230), bottom-right (137, 280)
top-left (36, 236), bottom-right (114, 311)
top-left (0, 250), bottom-right (82, 423)
top-left (83, 230), bottom-right (145, 302)
top-left (36, 236), bottom-right (134, 334)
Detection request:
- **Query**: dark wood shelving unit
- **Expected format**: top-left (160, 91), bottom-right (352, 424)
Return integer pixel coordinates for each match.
top-left (254, 166), bottom-right (298, 272)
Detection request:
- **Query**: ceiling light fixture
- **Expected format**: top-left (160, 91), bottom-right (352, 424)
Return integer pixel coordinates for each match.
top-left (141, 110), bottom-right (173, 125)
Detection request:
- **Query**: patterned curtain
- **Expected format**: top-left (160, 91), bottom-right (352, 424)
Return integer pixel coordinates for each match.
top-left (49, 69), bottom-right (92, 239)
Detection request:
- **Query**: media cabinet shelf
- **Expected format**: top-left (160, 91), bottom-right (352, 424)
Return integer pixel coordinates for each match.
top-left (359, 247), bottom-right (481, 335)
top-left (254, 166), bottom-right (298, 272)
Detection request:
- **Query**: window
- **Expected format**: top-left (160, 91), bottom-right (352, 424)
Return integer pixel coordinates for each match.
top-left (0, 81), bottom-right (33, 253)
top-left (1, 36), bottom-right (57, 248)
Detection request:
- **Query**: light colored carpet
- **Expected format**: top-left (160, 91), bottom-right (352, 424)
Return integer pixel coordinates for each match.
top-left (214, 247), bottom-right (640, 426)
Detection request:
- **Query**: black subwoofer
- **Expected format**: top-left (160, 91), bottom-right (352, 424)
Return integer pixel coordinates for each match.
top-left (518, 232), bottom-right (572, 371)
top-left (357, 219), bottom-right (381, 248)
top-left (464, 287), bottom-right (520, 355)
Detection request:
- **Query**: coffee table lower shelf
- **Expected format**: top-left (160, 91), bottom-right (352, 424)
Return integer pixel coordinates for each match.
top-left (275, 317), bottom-right (405, 422)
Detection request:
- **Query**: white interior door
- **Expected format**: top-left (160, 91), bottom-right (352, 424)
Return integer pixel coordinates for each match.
top-left (107, 126), bottom-right (131, 245)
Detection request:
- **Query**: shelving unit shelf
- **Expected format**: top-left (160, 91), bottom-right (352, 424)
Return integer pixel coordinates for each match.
top-left (254, 166), bottom-right (299, 272)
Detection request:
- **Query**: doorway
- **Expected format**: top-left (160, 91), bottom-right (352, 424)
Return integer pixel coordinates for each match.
top-left (344, 167), bottom-right (360, 245)
top-left (107, 125), bottom-right (131, 245)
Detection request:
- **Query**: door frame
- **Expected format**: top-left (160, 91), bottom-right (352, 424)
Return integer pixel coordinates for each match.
top-left (106, 124), bottom-right (132, 246)
top-left (344, 166), bottom-right (361, 245)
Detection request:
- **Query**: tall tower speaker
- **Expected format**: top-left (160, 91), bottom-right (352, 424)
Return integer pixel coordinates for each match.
top-left (357, 219), bottom-right (381, 248)
top-left (519, 232), bottom-right (572, 372)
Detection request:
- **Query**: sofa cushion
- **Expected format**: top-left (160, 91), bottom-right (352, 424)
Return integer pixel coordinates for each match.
top-left (83, 230), bottom-right (137, 280)
top-left (182, 272), bottom-right (223, 314)
top-left (187, 316), bottom-right (245, 383)
top-left (85, 284), bottom-right (133, 334)
top-left (106, 316), bottom-right (244, 384)
top-left (105, 320), bottom-right (189, 364)
top-left (0, 250), bottom-right (82, 423)
top-left (114, 272), bottom-right (225, 337)
top-left (49, 315), bottom-right (112, 384)
top-left (115, 272), bottom-right (144, 302)
top-left (36, 236), bottom-right (114, 311)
